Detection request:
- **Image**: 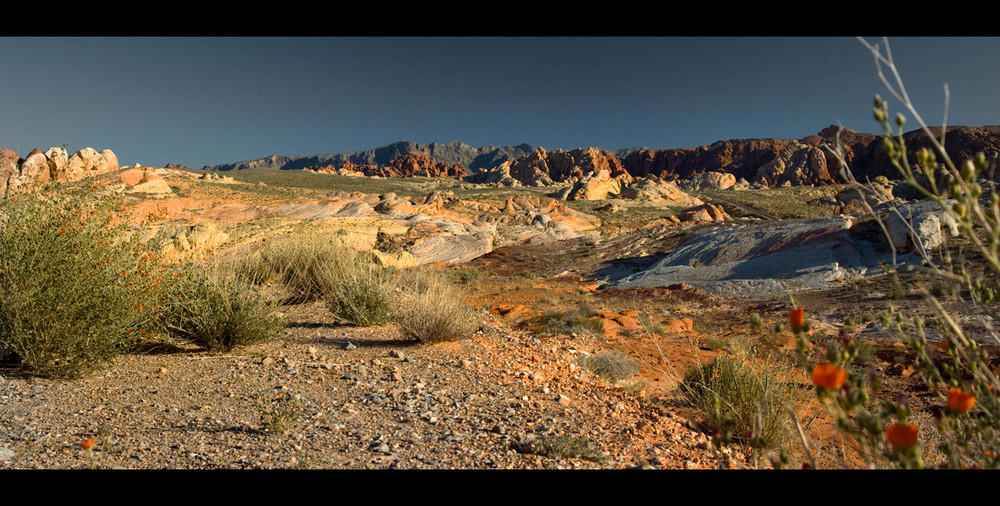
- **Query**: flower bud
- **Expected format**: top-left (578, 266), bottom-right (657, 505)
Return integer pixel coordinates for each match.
top-left (874, 107), bottom-right (888, 123)
top-left (953, 202), bottom-right (967, 218)
top-left (962, 159), bottom-right (975, 182)
top-left (895, 113), bottom-right (906, 128)
top-left (882, 137), bottom-right (896, 155)
top-left (975, 152), bottom-right (987, 172)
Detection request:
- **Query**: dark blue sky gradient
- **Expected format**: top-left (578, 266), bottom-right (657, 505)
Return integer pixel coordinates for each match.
top-left (1, 37), bottom-right (997, 169)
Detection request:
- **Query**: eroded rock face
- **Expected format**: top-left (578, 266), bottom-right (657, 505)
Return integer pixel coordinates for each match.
top-left (618, 176), bottom-right (703, 207)
top-left (753, 140), bottom-right (834, 187)
top-left (44, 147), bottom-right (68, 181)
top-left (679, 171), bottom-right (737, 191)
top-left (565, 169), bottom-right (633, 200)
top-left (486, 147), bottom-right (628, 188)
top-left (616, 215), bottom-right (901, 298)
top-left (0, 149), bottom-right (19, 196)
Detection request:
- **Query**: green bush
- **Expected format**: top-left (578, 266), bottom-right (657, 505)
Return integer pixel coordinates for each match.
top-left (395, 272), bottom-right (477, 343)
top-left (0, 194), bottom-right (162, 378)
top-left (161, 264), bottom-right (285, 351)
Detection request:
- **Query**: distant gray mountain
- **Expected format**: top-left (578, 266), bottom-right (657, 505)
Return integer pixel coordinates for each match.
top-left (201, 141), bottom-right (535, 173)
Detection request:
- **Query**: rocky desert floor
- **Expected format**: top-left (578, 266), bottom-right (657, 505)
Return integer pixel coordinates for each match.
top-left (2, 167), bottom-right (998, 470)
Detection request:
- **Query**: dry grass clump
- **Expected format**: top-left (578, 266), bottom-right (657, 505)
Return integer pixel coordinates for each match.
top-left (395, 270), bottom-right (478, 343)
top-left (578, 350), bottom-right (640, 382)
top-left (680, 348), bottom-right (808, 452)
top-left (321, 255), bottom-right (398, 327)
top-left (528, 434), bottom-right (606, 463)
top-left (254, 389), bottom-right (304, 435)
top-left (160, 263), bottom-right (285, 351)
top-left (253, 237), bottom-right (350, 304)
top-left (536, 304), bottom-right (604, 336)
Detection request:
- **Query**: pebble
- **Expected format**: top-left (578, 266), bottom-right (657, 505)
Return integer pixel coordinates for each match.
top-left (342, 342), bottom-right (357, 350)
top-left (0, 447), bottom-right (14, 461)
top-left (388, 350), bottom-right (405, 359)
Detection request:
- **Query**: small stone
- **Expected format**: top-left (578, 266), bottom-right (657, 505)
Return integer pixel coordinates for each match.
top-left (342, 342), bottom-right (357, 350)
top-left (389, 350), bottom-right (405, 359)
top-left (0, 447), bottom-right (14, 461)
top-left (558, 394), bottom-right (571, 404)
top-left (286, 368), bottom-right (299, 375)
top-left (261, 357), bottom-right (275, 367)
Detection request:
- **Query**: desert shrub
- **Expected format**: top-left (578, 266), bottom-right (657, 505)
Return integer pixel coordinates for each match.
top-left (536, 305), bottom-right (603, 336)
top-left (578, 350), bottom-right (640, 382)
top-left (395, 272), bottom-right (477, 343)
top-left (455, 267), bottom-right (482, 285)
top-left (681, 351), bottom-right (805, 451)
top-left (228, 248), bottom-right (278, 287)
top-left (322, 255), bottom-right (398, 327)
top-left (528, 434), bottom-right (605, 462)
top-left (797, 38), bottom-right (1000, 469)
top-left (0, 194), bottom-right (163, 378)
top-left (254, 389), bottom-right (304, 435)
top-left (161, 263), bottom-right (285, 351)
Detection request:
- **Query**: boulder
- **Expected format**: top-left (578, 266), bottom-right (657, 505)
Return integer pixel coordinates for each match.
top-left (44, 147), bottom-right (68, 181)
top-left (619, 176), bottom-right (704, 206)
top-left (0, 149), bottom-right (20, 196)
top-left (616, 215), bottom-right (910, 298)
top-left (19, 149), bottom-right (50, 185)
top-left (886, 200), bottom-right (960, 254)
top-left (565, 169), bottom-right (633, 200)
top-left (680, 171), bottom-right (737, 191)
top-left (678, 203), bottom-right (730, 223)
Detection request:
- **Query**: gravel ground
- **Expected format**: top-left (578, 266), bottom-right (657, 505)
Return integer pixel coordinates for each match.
top-left (0, 301), bottom-right (742, 470)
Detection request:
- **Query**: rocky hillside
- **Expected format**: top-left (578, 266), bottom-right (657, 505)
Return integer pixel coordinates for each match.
top-left (618, 125), bottom-right (1000, 188)
top-left (201, 125), bottom-right (1000, 189)
top-left (201, 141), bottom-right (535, 173)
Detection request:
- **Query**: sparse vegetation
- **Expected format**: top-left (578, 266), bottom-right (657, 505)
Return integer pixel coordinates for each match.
top-left (578, 350), bottom-right (640, 382)
top-left (395, 271), bottom-right (478, 343)
top-left (536, 305), bottom-right (604, 336)
top-left (254, 389), bottom-right (304, 435)
top-left (322, 254), bottom-right (398, 327)
top-left (528, 434), bottom-right (606, 462)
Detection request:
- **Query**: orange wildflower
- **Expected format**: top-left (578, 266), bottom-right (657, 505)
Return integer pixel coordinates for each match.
top-left (811, 363), bottom-right (847, 390)
top-left (948, 387), bottom-right (976, 414)
top-left (885, 423), bottom-right (919, 452)
top-left (789, 307), bottom-right (805, 330)
top-left (80, 437), bottom-right (96, 450)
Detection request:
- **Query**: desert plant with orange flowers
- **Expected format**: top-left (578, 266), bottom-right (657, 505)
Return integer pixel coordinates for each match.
top-left (780, 37), bottom-right (1000, 469)
top-left (0, 193), bottom-right (166, 378)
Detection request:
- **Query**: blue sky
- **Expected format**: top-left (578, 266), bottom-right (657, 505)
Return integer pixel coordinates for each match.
top-left (1, 37), bottom-right (997, 169)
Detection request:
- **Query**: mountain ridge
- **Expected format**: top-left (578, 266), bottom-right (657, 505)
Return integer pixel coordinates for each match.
top-left (200, 141), bottom-right (536, 173)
